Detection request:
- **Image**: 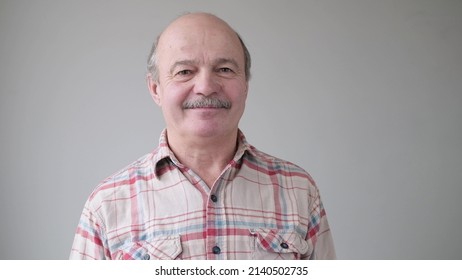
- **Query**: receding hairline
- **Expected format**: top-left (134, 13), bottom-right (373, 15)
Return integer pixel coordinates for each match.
top-left (163, 13), bottom-right (233, 34)
top-left (157, 13), bottom-right (240, 49)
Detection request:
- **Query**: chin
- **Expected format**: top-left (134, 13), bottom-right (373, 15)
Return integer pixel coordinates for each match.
top-left (189, 124), bottom-right (232, 139)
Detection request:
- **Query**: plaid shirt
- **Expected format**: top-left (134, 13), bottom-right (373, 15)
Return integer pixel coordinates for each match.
top-left (70, 130), bottom-right (335, 260)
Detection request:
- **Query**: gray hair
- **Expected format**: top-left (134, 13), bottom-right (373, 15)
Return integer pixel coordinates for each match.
top-left (146, 33), bottom-right (251, 82)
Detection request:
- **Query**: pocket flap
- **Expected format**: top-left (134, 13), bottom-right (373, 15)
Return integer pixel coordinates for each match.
top-left (250, 228), bottom-right (310, 255)
top-left (116, 235), bottom-right (182, 260)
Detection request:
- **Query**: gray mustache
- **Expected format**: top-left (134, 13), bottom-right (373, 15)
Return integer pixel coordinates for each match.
top-left (183, 97), bottom-right (231, 109)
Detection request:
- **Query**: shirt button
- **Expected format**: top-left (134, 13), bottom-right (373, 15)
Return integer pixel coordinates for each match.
top-left (143, 253), bottom-right (150, 260)
top-left (212, 246), bottom-right (221, 254)
top-left (280, 242), bottom-right (289, 249)
top-left (210, 194), bottom-right (218, 203)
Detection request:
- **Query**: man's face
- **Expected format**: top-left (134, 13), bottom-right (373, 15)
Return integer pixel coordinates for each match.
top-left (149, 14), bottom-right (248, 140)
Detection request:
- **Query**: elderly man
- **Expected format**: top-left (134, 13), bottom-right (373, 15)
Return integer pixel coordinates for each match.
top-left (70, 12), bottom-right (335, 260)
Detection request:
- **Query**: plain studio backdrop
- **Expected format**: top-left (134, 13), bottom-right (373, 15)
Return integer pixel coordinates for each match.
top-left (1, 0), bottom-right (461, 259)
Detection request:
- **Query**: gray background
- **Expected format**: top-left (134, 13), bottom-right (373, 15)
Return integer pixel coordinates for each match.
top-left (1, 0), bottom-right (461, 259)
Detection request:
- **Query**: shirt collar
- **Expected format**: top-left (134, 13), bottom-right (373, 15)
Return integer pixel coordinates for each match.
top-left (152, 128), bottom-right (253, 176)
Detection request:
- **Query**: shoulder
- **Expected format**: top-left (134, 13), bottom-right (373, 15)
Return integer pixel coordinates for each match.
top-left (86, 150), bottom-right (157, 206)
top-left (245, 145), bottom-right (317, 187)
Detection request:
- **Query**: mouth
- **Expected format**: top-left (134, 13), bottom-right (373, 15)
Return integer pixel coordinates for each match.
top-left (186, 105), bottom-right (227, 109)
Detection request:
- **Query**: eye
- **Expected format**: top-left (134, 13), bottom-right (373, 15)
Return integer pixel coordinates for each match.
top-left (176, 69), bottom-right (192, 76)
top-left (218, 67), bottom-right (233, 73)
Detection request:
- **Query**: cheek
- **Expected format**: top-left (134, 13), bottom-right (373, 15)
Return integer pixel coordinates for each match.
top-left (160, 84), bottom-right (190, 108)
top-left (230, 83), bottom-right (248, 105)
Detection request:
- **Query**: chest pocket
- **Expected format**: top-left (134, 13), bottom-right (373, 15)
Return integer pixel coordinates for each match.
top-left (250, 229), bottom-right (312, 260)
top-left (114, 235), bottom-right (182, 260)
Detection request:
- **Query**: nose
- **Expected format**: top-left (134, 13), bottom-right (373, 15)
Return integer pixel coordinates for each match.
top-left (193, 70), bottom-right (221, 96)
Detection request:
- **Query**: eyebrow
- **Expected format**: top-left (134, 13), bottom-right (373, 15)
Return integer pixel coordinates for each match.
top-left (169, 60), bottom-right (197, 74)
top-left (213, 58), bottom-right (239, 69)
top-left (169, 58), bottom-right (240, 74)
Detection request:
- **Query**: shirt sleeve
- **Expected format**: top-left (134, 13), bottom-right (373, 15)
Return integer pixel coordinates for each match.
top-left (69, 199), bottom-right (108, 260)
top-left (303, 186), bottom-right (336, 260)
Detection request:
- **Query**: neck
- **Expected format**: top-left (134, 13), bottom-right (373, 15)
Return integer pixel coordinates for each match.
top-left (167, 129), bottom-right (239, 187)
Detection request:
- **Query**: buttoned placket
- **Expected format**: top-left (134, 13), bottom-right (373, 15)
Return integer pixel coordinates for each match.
top-left (205, 171), bottom-right (228, 260)
top-left (205, 159), bottom-right (243, 259)
top-left (177, 164), bottom-right (229, 259)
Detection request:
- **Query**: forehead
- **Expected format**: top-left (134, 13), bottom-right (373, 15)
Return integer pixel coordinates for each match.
top-left (156, 15), bottom-right (245, 67)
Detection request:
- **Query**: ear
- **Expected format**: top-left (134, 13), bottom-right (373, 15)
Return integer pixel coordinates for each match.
top-left (243, 81), bottom-right (249, 99)
top-left (146, 73), bottom-right (162, 106)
